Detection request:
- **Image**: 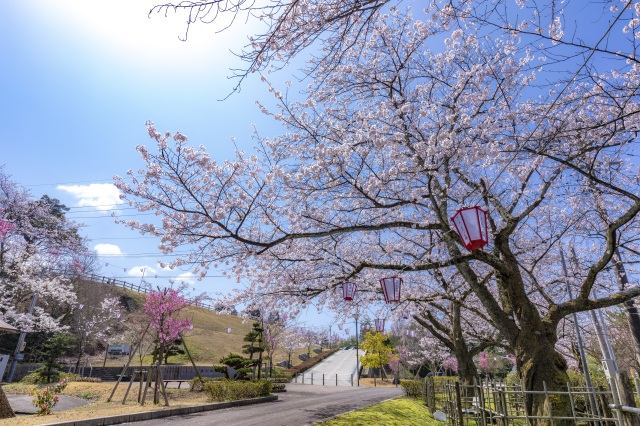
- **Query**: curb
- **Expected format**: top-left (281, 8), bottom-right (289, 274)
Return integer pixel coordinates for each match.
top-left (40, 395), bottom-right (279, 426)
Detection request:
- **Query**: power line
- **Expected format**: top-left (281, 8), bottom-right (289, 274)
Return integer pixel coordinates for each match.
top-left (23, 178), bottom-right (117, 187)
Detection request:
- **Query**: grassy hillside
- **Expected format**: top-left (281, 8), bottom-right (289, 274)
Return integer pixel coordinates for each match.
top-left (179, 305), bottom-right (254, 364)
top-left (79, 280), bottom-right (315, 368)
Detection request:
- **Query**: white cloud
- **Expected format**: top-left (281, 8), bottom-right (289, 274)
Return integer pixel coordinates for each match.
top-left (128, 266), bottom-right (157, 277)
top-left (173, 272), bottom-right (195, 285)
top-left (94, 244), bottom-right (123, 256)
top-left (57, 183), bottom-right (123, 211)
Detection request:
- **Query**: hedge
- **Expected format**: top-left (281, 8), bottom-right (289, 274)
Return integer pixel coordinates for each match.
top-left (203, 379), bottom-right (273, 402)
top-left (399, 380), bottom-right (423, 398)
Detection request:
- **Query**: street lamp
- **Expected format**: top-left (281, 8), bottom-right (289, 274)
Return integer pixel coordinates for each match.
top-left (380, 277), bottom-right (402, 303)
top-left (450, 206), bottom-right (489, 251)
top-left (353, 313), bottom-right (360, 387)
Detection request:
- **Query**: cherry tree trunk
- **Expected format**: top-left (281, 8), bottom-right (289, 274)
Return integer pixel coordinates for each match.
top-left (455, 352), bottom-right (479, 386)
top-left (0, 386), bottom-right (15, 419)
top-left (516, 336), bottom-right (570, 425)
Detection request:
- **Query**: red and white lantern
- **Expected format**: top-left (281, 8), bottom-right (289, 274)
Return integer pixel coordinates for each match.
top-left (342, 282), bottom-right (357, 301)
top-left (380, 276), bottom-right (402, 303)
top-left (374, 318), bottom-right (386, 333)
top-left (450, 206), bottom-right (488, 251)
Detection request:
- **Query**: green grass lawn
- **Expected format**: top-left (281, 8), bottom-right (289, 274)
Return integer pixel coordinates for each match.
top-left (317, 397), bottom-right (441, 426)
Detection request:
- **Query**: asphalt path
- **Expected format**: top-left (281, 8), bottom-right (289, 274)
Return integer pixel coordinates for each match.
top-left (302, 348), bottom-right (358, 386)
top-left (122, 383), bottom-right (403, 426)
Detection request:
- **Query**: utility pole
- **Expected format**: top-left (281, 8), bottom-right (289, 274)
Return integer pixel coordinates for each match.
top-left (560, 249), bottom-right (597, 414)
top-left (6, 292), bottom-right (37, 383)
top-left (570, 248), bottom-right (625, 424)
top-left (613, 248), bottom-right (640, 367)
top-left (353, 313), bottom-right (360, 387)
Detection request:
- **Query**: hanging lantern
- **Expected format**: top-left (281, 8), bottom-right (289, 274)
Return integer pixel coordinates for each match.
top-left (450, 206), bottom-right (488, 251)
top-left (345, 329), bottom-right (350, 335)
top-left (338, 324), bottom-right (343, 330)
top-left (342, 282), bottom-right (357, 301)
top-left (380, 277), bottom-right (402, 303)
top-left (375, 318), bottom-right (386, 333)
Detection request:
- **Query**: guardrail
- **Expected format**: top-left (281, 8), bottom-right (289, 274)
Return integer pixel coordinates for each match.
top-left (80, 273), bottom-right (219, 311)
top-left (293, 372), bottom-right (357, 387)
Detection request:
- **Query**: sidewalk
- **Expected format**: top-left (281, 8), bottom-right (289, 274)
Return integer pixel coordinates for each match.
top-left (7, 394), bottom-right (92, 414)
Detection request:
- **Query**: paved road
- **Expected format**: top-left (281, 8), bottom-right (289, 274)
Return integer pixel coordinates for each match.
top-left (122, 383), bottom-right (403, 426)
top-left (302, 349), bottom-right (359, 386)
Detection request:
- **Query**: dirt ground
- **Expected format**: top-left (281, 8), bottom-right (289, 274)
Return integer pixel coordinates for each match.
top-left (0, 381), bottom-right (210, 426)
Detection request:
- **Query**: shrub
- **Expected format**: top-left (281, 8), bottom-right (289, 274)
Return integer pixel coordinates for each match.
top-left (271, 383), bottom-right (286, 392)
top-left (400, 380), bottom-right (423, 398)
top-left (203, 379), bottom-right (273, 402)
top-left (21, 372), bottom-right (46, 385)
top-left (189, 377), bottom-right (219, 392)
top-left (31, 378), bottom-right (69, 415)
top-left (22, 371), bottom-right (102, 384)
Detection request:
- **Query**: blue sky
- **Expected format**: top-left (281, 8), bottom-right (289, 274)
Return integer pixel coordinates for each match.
top-left (0, 1), bottom-right (337, 327)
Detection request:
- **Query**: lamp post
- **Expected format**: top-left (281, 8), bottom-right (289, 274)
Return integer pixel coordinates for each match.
top-left (353, 313), bottom-right (360, 387)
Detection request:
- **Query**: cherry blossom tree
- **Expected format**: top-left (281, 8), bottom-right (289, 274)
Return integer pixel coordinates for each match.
top-left (0, 171), bottom-right (85, 332)
top-left (143, 287), bottom-right (193, 366)
top-left (69, 295), bottom-right (122, 372)
top-left (442, 356), bottom-right (458, 375)
top-left (118, 1), bottom-right (640, 419)
top-left (279, 327), bottom-right (303, 368)
top-left (0, 171), bottom-right (89, 418)
top-left (262, 311), bottom-right (294, 374)
top-left (409, 268), bottom-right (501, 384)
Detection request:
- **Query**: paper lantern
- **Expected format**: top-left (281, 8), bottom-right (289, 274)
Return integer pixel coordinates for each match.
top-left (342, 282), bottom-right (357, 301)
top-left (450, 206), bottom-right (488, 251)
top-left (380, 277), bottom-right (402, 303)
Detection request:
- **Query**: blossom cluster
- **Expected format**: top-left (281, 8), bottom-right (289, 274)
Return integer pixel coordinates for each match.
top-left (143, 288), bottom-right (193, 345)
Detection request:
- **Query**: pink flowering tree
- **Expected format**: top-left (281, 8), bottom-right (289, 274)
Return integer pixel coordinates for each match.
top-left (143, 287), bottom-right (193, 364)
top-left (441, 357), bottom-right (459, 375)
top-left (0, 208), bottom-right (14, 238)
top-left (476, 351), bottom-right (507, 379)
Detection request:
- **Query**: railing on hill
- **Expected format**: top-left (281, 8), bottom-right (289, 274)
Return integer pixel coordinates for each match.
top-left (83, 273), bottom-right (217, 311)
